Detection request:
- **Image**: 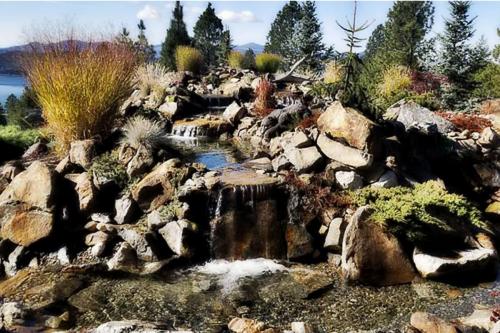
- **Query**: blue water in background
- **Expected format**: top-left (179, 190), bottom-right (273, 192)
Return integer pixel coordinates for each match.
top-left (0, 74), bottom-right (26, 105)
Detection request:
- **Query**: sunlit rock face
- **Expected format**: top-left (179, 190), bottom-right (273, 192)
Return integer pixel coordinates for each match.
top-left (209, 170), bottom-right (287, 260)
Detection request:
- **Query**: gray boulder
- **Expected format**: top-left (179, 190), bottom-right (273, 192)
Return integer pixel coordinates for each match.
top-left (158, 220), bottom-right (197, 257)
top-left (223, 101), bottom-right (247, 125)
top-left (385, 100), bottom-right (455, 134)
top-left (335, 171), bottom-right (363, 190)
top-left (69, 139), bottom-right (96, 169)
top-left (284, 146), bottom-right (323, 174)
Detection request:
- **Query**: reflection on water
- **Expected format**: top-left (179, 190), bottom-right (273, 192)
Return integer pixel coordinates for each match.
top-left (166, 135), bottom-right (248, 170)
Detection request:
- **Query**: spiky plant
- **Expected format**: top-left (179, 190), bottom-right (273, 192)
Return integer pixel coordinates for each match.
top-left (121, 116), bottom-right (167, 151)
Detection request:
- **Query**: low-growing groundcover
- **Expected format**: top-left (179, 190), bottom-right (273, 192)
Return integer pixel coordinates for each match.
top-left (353, 181), bottom-right (490, 249)
top-left (0, 125), bottom-right (41, 161)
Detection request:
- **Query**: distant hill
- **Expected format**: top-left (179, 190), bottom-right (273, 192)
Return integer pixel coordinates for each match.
top-left (234, 43), bottom-right (264, 54)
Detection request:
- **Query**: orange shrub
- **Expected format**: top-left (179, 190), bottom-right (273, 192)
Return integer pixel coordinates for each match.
top-left (253, 78), bottom-right (275, 117)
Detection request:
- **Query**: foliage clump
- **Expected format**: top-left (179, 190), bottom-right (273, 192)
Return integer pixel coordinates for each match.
top-left (23, 37), bottom-right (137, 153)
top-left (0, 125), bottom-right (41, 150)
top-left (89, 151), bottom-right (129, 188)
top-left (175, 46), bottom-right (204, 74)
top-left (255, 53), bottom-right (281, 73)
top-left (324, 61), bottom-right (344, 84)
top-left (353, 181), bottom-right (489, 246)
top-left (160, 1), bottom-right (191, 70)
top-left (227, 51), bottom-right (244, 69)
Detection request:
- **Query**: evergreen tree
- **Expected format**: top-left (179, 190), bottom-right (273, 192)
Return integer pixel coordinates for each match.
top-left (264, 1), bottom-right (303, 67)
top-left (218, 30), bottom-right (232, 65)
top-left (493, 28), bottom-right (500, 63)
top-left (160, 1), bottom-right (191, 70)
top-left (135, 19), bottom-right (155, 62)
top-left (381, 1), bottom-right (435, 68)
top-left (115, 27), bottom-right (134, 49)
top-left (242, 49), bottom-right (256, 69)
top-left (364, 24), bottom-right (385, 60)
top-left (193, 2), bottom-right (224, 67)
top-left (293, 1), bottom-right (325, 71)
top-left (439, 1), bottom-right (488, 105)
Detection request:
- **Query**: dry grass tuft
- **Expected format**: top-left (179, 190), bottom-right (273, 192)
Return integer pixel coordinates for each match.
top-left (228, 51), bottom-right (244, 69)
top-left (22, 36), bottom-right (137, 152)
top-left (175, 46), bottom-right (203, 74)
top-left (121, 116), bottom-right (167, 150)
top-left (255, 53), bottom-right (281, 73)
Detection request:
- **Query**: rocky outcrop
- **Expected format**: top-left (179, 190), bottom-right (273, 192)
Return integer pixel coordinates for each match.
top-left (341, 206), bottom-right (416, 286)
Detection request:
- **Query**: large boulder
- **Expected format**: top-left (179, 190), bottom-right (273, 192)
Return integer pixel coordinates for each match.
top-left (118, 228), bottom-right (159, 262)
top-left (413, 246), bottom-right (497, 279)
top-left (69, 139), bottom-right (96, 169)
top-left (341, 206), bottom-right (416, 286)
top-left (158, 219), bottom-right (197, 257)
top-left (0, 205), bottom-right (54, 247)
top-left (385, 100), bottom-right (455, 135)
top-left (284, 146), bottom-right (323, 174)
top-left (131, 160), bottom-right (190, 212)
top-left (317, 101), bottom-right (378, 150)
top-left (0, 161), bottom-right (56, 211)
top-left (223, 101), bottom-right (247, 125)
top-left (317, 134), bottom-right (373, 169)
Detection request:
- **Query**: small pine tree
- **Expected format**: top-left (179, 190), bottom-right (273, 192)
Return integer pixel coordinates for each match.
top-left (439, 1), bottom-right (488, 106)
top-left (135, 19), bottom-right (155, 63)
top-left (115, 27), bottom-right (134, 50)
top-left (193, 2), bottom-right (224, 67)
top-left (242, 49), bottom-right (256, 69)
top-left (493, 28), bottom-right (500, 63)
top-left (160, 1), bottom-right (191, 70)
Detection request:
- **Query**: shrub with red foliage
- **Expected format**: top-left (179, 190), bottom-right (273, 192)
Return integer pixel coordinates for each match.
top-left (410, 71), bottom-right (448, 94)
top-left (437, 112), bottom-right (492, 133)
top-left (253, 78), bottom-right (275, 118)
top-left (284, 172), bottom-right (353, 214)
top-left (297, 113), bottom-right (320, 129)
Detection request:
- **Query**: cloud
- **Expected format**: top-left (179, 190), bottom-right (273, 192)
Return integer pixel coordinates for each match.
top-left (217, 10), bottom-right (260, 23)
top-left (137, 5), bottom-right (160, 20)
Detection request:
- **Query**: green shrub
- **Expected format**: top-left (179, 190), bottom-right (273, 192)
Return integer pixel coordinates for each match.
top-left (228, 51), bottom-right (244, 69)
top-left (308, 82), bottom-right (340, 99)
top-left (353, 181), bottom-right (489, 247)
top-left (23, 38), bottom-right (137, 153)
top-left (255, 53), bottom-right (281, 73)
top-left (0, 125), bottom-right (41, 150)
top-left (175, 46), bottom-right (203, 74)
top-left (473, 63), bottom-right (500, 99)
top-left (89, 151), bottom-right (128, 188)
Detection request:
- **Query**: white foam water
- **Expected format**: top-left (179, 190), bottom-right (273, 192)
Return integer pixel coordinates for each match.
top-left (196, 258), bottom-right (289, 293)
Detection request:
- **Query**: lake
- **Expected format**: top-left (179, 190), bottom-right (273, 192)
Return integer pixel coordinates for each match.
top-left (0, 74), bottom-right (26, 105)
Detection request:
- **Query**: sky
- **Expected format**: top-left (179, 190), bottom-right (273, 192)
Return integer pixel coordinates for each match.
top-left (0, 1), bottom-right (498, 52)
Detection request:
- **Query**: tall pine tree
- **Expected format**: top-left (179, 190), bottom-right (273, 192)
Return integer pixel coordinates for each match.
top-left (292, 1), bottom-right (326, 71)
top-left (381, 1), bottom-right (435, 69)
top-left (364, 24), bottom-right (385, 60)
top-left (160, 1), bottom-right (191, 70)
top-left (217, 30), bottom-right (233, 65)
top-left (193, 2), bottom-right (224, 67)
top-left (135, 19), bottom-right (155, 62)
top-left (264, 1), bottom-right (303, 67)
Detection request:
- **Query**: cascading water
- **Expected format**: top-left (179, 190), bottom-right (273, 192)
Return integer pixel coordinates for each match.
top-left (208, 171), bottom-right (286, 260)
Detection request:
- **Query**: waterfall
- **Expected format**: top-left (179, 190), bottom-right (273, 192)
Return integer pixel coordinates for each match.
top-left (208, 172), bottom-right (286, 260)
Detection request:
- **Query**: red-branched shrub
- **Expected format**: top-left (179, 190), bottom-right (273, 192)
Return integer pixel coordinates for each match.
top-left (410, 71), bottom-right (448, 94)
top-left (253, 78), bottom-right (275, 117)
top-left (297, 113), bottom-right (320, 129)
top-left (437, 112), bottom-right (492, 133)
